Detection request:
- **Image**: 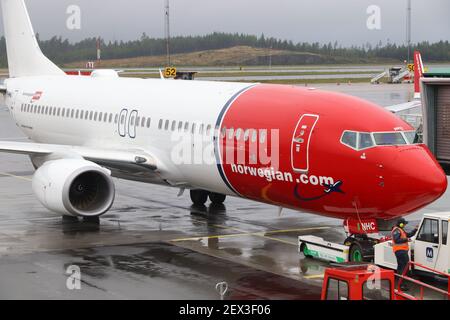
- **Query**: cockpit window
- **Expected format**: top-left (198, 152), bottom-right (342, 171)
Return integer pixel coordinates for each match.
top-left (373, 132), bottom-right (407, 146)
top-left (341, 131), bottom-right (357, 149)
top-left (341, 131), bottom-right (374, 150)
top-left (341, 130), bottom-right (419, 151)
top-left (403, 131), bottom-right (423, 144)
top-left (359, 133), bottom-right (374, 149)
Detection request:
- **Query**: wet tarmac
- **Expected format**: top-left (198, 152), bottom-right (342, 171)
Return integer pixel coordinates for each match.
top-left (0, 83), bottom-right (447, 300)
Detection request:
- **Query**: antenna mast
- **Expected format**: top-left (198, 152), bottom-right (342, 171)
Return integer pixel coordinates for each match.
top-left (406, 0), bottom-right (412, 63)
top-left (165, 0), bottom-right (171, 66)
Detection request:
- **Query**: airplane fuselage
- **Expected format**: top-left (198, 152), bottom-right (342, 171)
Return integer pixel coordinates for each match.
top-left (5, 75), bottom-right (447, 221)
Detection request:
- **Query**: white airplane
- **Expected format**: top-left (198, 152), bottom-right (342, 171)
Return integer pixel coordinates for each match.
top-left (0, 0), bottom-right (446, 229)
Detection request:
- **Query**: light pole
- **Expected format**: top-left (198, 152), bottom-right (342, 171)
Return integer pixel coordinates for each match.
top-left (406, 0), bottom-right (412, 63)
top-left (165, 0), bottom-right (171, 66)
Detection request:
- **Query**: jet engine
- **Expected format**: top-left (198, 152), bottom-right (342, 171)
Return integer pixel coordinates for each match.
top-left (32, 159), bottom-right (115, 217)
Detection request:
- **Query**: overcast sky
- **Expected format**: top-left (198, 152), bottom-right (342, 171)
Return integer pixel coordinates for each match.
top-left (1, 0), bottom-right (449, 46)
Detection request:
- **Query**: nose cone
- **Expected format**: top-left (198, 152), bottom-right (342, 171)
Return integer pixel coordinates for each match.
top-left (388, 146), bottom-right (447, 215)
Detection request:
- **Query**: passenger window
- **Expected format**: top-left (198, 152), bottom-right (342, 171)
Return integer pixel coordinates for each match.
top-left (171, 121), bottom-right (176, 131)
top-left (89, 111), bottom-right (93, 120)
top-left (228, 128), bottom-right (235, 140)
top-left (109, 114), bottom-right (113, 123)
top-left (184, 122), bottom-right (189, 132)
top-left (99, 112), bottom-right (103, 121)
top-left (158, 119), bottom-right (163, 129)
top-left (235, 128), bottom-right (242, 140)
top-left (358, 133), bottom-right (374, 150)
top-left (146, 118), bottom-right (151, 128)
top-left (71, 109), bottom-right (75, 118)
top-left (417, 218), bottom-right (439, 244)
top-left (260, 130), bottom-right (267, 144)
top-left (94, 112), bottom-right (98, 121)
top-left (75, 110), bottom-right (79, 119)
top-left (442, 221), bottom-right (448, 245)
top-left (341, 131), bottom-right (357, 149)
top-left (326, 278), bottom-right (348, 300)
top-left (141, 117), bottom-right (145, 127)
top-left (244, 129), bottom-right (250, 142)
top-left (164, 120), bottom-right (169, 130)
top-left (199, 124), bottom-right (204, 134)
top-left (120, 114), bottom-right (125, 124)
top-left (85, 111), bottom-right (89, 120)
top-left (53, 108), bottom-right (56, 116)
top-left (192, 123), bottom-right (197, 134)
top-left (206, 125), bottom-right (212, 136)
top-left (57, 108), bottom-right (61, 116)
top-left (136, 116), bottom-right (140, 126)
top-left (80, 110), bottom-right (84, 119)
top-left (251, 130), bottom-right (257, 143)
top-left (114, 114), bottom-right (118, 123)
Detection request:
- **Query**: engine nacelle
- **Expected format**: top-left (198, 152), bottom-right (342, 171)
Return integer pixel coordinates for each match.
top-left (32, 159), bottom-right (115, 217)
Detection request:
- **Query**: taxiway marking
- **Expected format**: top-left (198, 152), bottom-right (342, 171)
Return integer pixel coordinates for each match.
top-left (303, 274), bottom-right (325, 279)
top-left (170, 226), bottom-right (331, 246)
top-left (0, 171), bottom-right (32, 182)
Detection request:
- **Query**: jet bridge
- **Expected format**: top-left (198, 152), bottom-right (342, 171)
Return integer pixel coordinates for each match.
top-left (421, 72), bottom-right (450, 174)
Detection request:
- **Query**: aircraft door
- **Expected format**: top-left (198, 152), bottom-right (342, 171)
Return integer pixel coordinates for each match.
top-left (128, 110), bottom-right (138, 139)
top-left (291, 114), bottom-right (319, 172)
top-left (7, 90), bottom-right (19, 123)
top-left (118, 109), bottom-right (128, 137)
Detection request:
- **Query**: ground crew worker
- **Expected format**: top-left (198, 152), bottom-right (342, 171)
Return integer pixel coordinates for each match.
top-left (392, 218), bottom-right (418, 290)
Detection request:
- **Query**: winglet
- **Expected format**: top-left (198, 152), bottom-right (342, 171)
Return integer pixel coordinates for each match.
top-left (159, 69), bottom-right (166, 80)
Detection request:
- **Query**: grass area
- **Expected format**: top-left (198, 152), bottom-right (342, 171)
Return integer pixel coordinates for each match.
top-left (233, 77), bottom-right (373, 85)
top-left (64, 46), bottom-right (398, 69)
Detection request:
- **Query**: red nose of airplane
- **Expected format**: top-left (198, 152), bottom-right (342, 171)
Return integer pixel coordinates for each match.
top-left (387, 146), bottom-right (447, 216)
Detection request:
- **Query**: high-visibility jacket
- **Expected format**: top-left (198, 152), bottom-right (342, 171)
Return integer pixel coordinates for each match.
top-left (392, 227), bottom-right (409, 252)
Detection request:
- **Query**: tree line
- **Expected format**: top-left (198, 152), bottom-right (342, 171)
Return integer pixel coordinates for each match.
top-left (0, 32), bottom-right (449, 67)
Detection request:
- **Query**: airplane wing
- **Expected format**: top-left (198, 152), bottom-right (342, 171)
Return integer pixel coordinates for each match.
top-left (385, 100), bottom-right (421, 114)
top-left (0, 141), bottom-right (158, 172)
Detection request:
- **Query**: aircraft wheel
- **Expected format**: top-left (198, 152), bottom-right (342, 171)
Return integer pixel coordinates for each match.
top-left (190, 190), bottom-right (208, 206)
top-left (349, 243), bottom-right (364, 262)
top-left (209, 193), bottom-right (226, 204)
top-left (62, 215), bottom-right (79, 223)
top-left (300, 243), bottom-right (312, 258)
top-left (83, 216), bottom-right (100, 224)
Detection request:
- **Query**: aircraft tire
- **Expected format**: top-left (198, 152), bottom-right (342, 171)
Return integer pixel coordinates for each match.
top-left (209, 193), bottom-right (226, 204)
top-left (190, 189), bottom-right (208, 205)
